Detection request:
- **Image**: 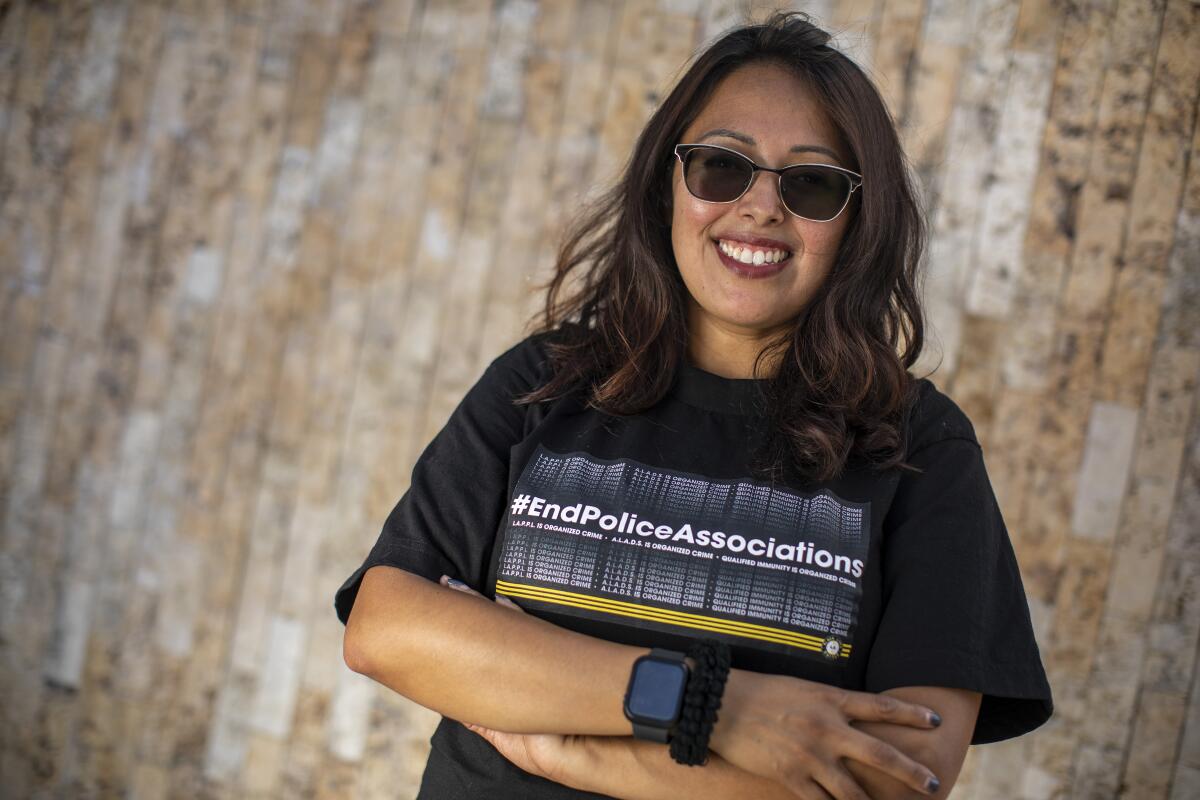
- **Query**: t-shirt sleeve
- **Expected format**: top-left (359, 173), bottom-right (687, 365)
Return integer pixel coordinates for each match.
top-left (332, 338), bottom-right (545, 626)
top-left (863, 434), bottom-right (1054, 744)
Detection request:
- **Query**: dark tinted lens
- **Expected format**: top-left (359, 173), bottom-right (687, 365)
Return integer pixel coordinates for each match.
top-left (684, 147), bottom-right (752, 202)
top-left (780, 166), bottom-right (851, 220)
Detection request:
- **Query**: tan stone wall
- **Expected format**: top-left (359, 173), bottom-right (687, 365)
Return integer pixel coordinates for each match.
top-left (0, 0), bottom-right (1196, 797)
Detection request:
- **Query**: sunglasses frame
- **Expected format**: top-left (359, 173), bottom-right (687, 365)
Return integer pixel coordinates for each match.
top-left (673, 142), bottom-right (863, 222)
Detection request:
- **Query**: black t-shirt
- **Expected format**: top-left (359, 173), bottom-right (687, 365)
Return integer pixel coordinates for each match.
top-left (333, 327), bottom-right (1054, 799)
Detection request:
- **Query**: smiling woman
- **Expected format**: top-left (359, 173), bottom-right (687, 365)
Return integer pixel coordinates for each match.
top-left (336, 10), bottom-right (1052, 800)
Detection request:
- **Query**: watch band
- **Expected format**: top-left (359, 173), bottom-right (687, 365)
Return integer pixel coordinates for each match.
top-left (669, 638), bottom-right (732, 765)
top-left (632, 719), bottom-right (672, 743)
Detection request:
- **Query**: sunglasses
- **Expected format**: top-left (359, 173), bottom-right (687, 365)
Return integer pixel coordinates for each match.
top-left (674, 143), bottom-right (862, 222)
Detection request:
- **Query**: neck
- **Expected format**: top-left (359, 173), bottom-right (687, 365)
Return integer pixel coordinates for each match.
top-left (685, 305), bottom-right (787, 380)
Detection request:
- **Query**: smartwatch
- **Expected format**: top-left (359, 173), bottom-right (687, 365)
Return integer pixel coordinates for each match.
top-left (622, 648), bottom-right (690, 743)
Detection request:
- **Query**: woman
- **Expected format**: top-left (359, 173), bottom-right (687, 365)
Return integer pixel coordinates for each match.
top-left (335, 12), bottom-right (1053, 800)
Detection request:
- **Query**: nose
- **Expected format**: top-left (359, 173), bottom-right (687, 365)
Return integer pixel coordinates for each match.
top-left (736, 168), bottom-right (786, 224)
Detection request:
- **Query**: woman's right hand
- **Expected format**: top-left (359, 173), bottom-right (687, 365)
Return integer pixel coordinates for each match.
top-left (708, 669), bottom-right (943, 800)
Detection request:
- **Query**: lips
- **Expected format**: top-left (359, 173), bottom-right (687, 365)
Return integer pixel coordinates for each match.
top-left (715, 233), bottom-right (795, 252)
top-left (712, 238), bottom-right (789, 279)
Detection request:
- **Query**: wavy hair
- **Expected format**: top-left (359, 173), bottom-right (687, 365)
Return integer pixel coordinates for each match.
top-left (515, 10), bottom-right (928, 485)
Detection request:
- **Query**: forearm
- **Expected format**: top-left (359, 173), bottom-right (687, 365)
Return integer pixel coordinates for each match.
top-left (557, 736), bottom-right (797, 800)
top-left (344, 566), bottom-right (646, 736)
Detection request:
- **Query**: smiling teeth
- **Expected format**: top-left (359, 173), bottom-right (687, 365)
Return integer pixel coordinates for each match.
top-left (718, 239), bottom-right (790, 265)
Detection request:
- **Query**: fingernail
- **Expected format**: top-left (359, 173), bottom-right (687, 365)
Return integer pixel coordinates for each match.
top-left (446, 578), bottom-right (469, 589)
top-left (926, 775), bottom-right (940, 794)
top-left (929, 711), bottom-right (942, 727)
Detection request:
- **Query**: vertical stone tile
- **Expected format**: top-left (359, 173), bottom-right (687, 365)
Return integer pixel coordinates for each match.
top-left (357, 689), bottom-right (440, 800)
top-left (870, 0), bottom-right (924, 122)
top-left (969, 734), bottom-right (1030, 799)
top-left (0, 10), bottom-right (99, 792)
top-left (1011, 0), bottom-right (1059, 54)
top-left (1123, 689), bottom-right (1188, 798)
top-left (1097, 0), bottom-right (1200, 408)
top-left (0, 1), bottom-right (72, 510)
top-left (481, 0), bottom-right (625, 351)
top-left (1071, 742), bottom-right (1123, 798)
top-left (240, 733), bottom-right (286, 796)
top-left (1022, 706), bottom-right (1075, 799)
top-left (1139, 352), bottom-right (1200, 698)
top-left (915, 0), bottom-right (1020, 379)
top-left (1046, 538), bottom-right (1111, 681)
top-left (982, 387), bottom-right (1041, 538)
top-left (902, 0), bottom-right (970, 175)
top-left (946, 314), bottom-right (1003, 442)
top-left (1171, 767), bottom-right (1200, 800)
top-left (1155, 101), bottom-right (1200, 354)
top-left (1070, 401), bottom-right (1139, 541)
top-left (327, 665), bottom-right (376, 763)
top-left (202, 670), bottom-right (256, 783)
top-left (952, 744), bottom-right (982, 796)
top-left (250, 616), bottom-right (307, 739)
top-left (830, 0), bottom-right (882, 74)
top-left (0, 0), bottom-right (29, 148)
top-left (1058, 0), bottom-right (1165, 324)
top-left (422, 0), bottom-right (542, 439)
top-left (965, 46), bottom-right (1057, 318)
top-left (377, 0), bottom-right (418, 39)
top-left (1106, 348), bottom-right (1199, 618)
top-left (43, 576), bottom-right (93, 689)
top-left (1073, 613), bottom-right (1147, 793)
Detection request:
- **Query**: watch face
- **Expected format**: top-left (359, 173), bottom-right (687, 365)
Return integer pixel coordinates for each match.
top-left (626, 658), bottom-right (687, 723)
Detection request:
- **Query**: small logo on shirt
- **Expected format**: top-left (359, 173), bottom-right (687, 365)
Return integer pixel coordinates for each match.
top-left (822, 637), bottom-right (842, 660)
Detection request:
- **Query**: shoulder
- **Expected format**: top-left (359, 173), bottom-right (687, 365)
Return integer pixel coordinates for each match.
top-left (486, 322), bottom-right (588, 391)
top-left (904, 376), bottom-right (982, 458)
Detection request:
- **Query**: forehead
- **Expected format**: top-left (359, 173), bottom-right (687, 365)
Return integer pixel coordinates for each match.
top-left (683, 62), bottom-right (845, 161)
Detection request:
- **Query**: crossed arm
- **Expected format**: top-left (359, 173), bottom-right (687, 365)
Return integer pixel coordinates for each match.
top-left (530, 684), bottom-right (980, 799)
top-left (345, 566), bottom-right (981, 799)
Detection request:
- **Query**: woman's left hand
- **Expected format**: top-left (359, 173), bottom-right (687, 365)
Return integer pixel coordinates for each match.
top-left (438, 575), bottom-right (586, 783)
top-left (462, 723), bottom-right (587, 784)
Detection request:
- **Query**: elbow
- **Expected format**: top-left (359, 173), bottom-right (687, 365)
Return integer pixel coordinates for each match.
top-left (342, 604), bottom-right (376, 676)
top-left (343, 629), bottom-right (369, 675)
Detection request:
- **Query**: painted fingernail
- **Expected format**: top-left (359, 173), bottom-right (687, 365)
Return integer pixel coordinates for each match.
top-left (926, 775), bottom-right (940, 794)
top-left (446, 578), bottom-right (469, 589)
top-left (929, 711), bottom-right (942, 727)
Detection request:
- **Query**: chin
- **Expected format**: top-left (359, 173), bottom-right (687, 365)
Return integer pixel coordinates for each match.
top-left (715, 308), bottom-right (792, 332)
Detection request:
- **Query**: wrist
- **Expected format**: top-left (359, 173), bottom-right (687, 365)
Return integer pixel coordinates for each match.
top-left (707, 667), bottom-right (749, 754)
top-left (554, 734), bottom-right (600, 791)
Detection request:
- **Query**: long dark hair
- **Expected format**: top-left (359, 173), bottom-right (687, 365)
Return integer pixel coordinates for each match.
top-left (516, 10), bottom-right (928, 485)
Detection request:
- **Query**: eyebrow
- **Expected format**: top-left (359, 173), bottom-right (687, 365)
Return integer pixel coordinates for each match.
top-left (696, 128), bottom-right (843, 162)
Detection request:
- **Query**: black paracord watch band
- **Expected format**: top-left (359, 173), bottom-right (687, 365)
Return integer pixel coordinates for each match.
top-left (669, 639), bottom-right (732, 766)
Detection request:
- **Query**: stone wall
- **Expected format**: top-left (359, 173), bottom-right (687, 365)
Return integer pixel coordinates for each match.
top-left (0, 0), bottom-right (1196, 797)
